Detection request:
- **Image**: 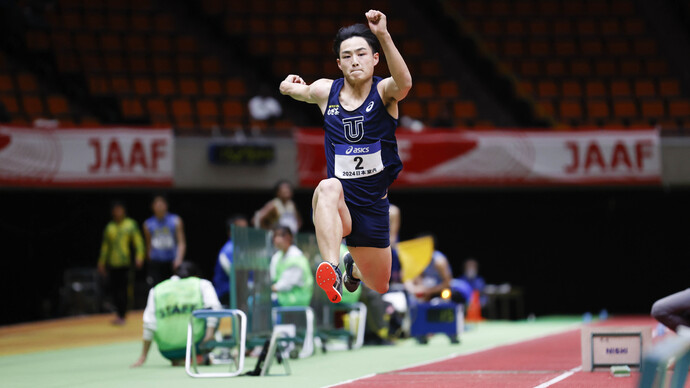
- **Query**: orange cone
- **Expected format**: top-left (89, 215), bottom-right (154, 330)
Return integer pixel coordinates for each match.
top-left (466, 290), bottom-right (484, 322)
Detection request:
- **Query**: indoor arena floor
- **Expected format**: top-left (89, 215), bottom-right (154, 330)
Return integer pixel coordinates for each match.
top-left (0, 312), bottom-right (660, 387)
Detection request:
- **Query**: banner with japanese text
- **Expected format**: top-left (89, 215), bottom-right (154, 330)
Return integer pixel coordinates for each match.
top-left (295, 129), bottom-right (661, 187)
top-left (0, 126), bottom-right (174, 187)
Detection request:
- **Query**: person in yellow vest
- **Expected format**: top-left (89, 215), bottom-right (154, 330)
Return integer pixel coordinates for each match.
top-left (269, 226), bottom-right (313, 307)
top-left (97, 201), bottom-right (145, 325)
top-left (131, 262), bottom-right (221, 367)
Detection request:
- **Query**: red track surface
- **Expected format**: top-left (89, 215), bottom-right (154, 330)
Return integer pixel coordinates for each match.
top-left (341, 317), bottom-right (660, 388)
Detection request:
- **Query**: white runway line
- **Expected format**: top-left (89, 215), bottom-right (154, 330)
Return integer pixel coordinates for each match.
top-left (533, 366), bottom-right (582, 388)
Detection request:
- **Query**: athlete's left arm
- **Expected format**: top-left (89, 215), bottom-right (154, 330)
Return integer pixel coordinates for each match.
top-left (174, 217), bottom-right (186, 269)
top-left (367, 10), bottom-right (412, 103)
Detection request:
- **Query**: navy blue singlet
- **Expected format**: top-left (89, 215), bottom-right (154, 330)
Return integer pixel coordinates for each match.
top-left (323, 76), bottom-right (403, 207)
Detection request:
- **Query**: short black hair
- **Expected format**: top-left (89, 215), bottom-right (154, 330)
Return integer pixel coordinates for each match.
top-left (175, 261), bottom-right (200, 279)
top-left (152, 193), bottom-right (168, 204)
top-left (273, 225), bottom-right (293, 239)
top-left (274, 179), bottom-right (292, 195)
top-left (226, 214), bottom-right (247, 233)
top-left (111, 200), bottom-right (126, 210)
top-left (333, 23), bottom-right (380, 59)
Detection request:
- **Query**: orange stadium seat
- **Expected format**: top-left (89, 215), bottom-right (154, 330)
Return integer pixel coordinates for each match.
top-left (634, 80), bottom-right (656, 98)
top-left (111, 76), bottom-right (132, 94)
top-left (202, 79), bottom-right (223, 96)
top-left (668, 100), bottom-right (690, 118)
top-left (613, 100), bottom-right (637, 119)
top-left (561, 80), bottom-right (582, 98)
top-left (610, 80), bottom-right (631, 98)
top-left (585, 81), bottom-right (606, 98)
top-left (88, 75), bottom-right (110, 95)
top-left (587, 100), bottom-right (610, 120)
top-left (178, 78), bottom-right (199, 96)
top-left (641, 100), bottom-right (665, 119)
top-left (22, 95), bottom-right (44, 116)
top-left (560, 100), bottom-right (583, 121)
top-left (146, 98), bottom-right (169, 124)
top-left (107, 13), bottom-right (128, 32)
top-left (454, 101), bottom-right (478, 120)
top-left (47, 95), bottom-right (70, 117)
top-left (100, 33), bottom-right (123, 52)
top-left (439, 81), bottom-right (459, 98)
top-left (659, 79), bottom-right (680, 97)
top-left (570, 60), bottom-right (591, 77)
top-left (201, 57), bottom-right (221, 75)
top-left (155, 78), bottom-right (176, 96)
top-left (0, 74), bottom-right (14, 93)
top-left (121, 98), bottom-right (144, 118)
top-left (222, 99), bottom-right (244, 127)
top-left (1, 96), bottom-right (19, 114)
top-left (537, 80), bottom-right (558, 98)
top-left (134, 78), bottom-right (154, 96)
top-left (402, 101), bottom-right (424, 119)
top-left (413, 82), bottom-right (434, 99)
top-left (131, 14), bottom-right (151, 32)
top-left (545, 60), bottom-right (566, 76)
top-left (17, 73), bottom-right (38, 93)
top-left (225, 79), bottom-right (246, 97)
top-left (154, 14), bottom-right (175, 32)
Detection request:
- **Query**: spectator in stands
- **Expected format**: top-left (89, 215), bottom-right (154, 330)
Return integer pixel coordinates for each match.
top-left (213, 214), bottom-right (249, 305)
top-left (269, 226), bottom-right (313, 307)
top-left (248, 84), bottom-right (282, 129)
top-left (143, 195), bottom-right (186, 287)
top-left (131, 262), bottom-right (221, 367)
top-left (253, 180), bottom-right (302, 235)
top-left (97, 201), bottom-right (145, 325)
top-left (651, 289), bottom-right (690, 332)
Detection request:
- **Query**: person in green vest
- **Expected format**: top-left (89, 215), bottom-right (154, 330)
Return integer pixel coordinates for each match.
top-left (97, 201), bottom-right (145, 325)
top-left (269, 226), bottom-right (314, 307)
top-left (131, 262), bottom-right (221, 367)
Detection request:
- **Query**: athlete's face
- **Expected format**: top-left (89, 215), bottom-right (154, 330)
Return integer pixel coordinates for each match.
top-left (337, 37), bottom-right (379, 82)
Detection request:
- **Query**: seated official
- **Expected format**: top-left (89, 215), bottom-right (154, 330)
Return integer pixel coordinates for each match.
top-left (131, 262), bottom-right (221, 367)
top-left (269, 226), bottom-right (314, 307)
top-left (405, 250), bottom-right (465, 304)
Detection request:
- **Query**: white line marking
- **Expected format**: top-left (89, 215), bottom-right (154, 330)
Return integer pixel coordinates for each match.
top-left (533, 366), bottom-right (582, 388)
top-left (326, 323), bottom-right (582, 387)
top-left (327, 373), bottom-right (376, 387)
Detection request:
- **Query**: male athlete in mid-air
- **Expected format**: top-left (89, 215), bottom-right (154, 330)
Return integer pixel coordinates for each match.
top-left (280, 10), bottom-right (412, 302)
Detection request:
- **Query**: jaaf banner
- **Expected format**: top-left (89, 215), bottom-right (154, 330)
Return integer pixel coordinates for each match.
top-left (295, 129), bottom-right (661, 187)
top-left (0, 126), bottom-right (174, 187)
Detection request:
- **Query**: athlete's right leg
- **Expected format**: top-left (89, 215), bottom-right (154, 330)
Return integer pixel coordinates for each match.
top-left (312, 178), bottom-right (352, 266)
top-left (313, 178), bottom-right (352, 303)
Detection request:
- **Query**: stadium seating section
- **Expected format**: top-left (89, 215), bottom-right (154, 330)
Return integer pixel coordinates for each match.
top-left (0, 0), bottom-right (688, 132)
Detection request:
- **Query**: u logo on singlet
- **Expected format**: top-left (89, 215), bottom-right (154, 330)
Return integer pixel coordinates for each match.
top-left (342, 116), bottom-right (364, 143)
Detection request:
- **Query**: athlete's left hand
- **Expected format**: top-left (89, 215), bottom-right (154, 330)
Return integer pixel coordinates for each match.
top-left (365, 10), bottom-right (388, 37)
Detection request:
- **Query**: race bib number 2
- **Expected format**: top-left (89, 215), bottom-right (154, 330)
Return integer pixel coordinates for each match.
top-left (334, 141), bottom-right (384, 179)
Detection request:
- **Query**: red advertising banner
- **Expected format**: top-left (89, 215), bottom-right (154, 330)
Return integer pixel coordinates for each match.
top-left (296, 129), bottom-right (661, 187)
top-left (0, 126), bottom-right (174, 187)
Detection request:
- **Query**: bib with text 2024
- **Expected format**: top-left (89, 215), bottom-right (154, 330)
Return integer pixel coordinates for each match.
top-left (334, 141), bottom-right (384, 179)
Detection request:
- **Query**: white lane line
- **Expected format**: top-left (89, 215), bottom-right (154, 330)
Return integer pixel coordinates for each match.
top-left (533, 366), bottom-right (582, 388)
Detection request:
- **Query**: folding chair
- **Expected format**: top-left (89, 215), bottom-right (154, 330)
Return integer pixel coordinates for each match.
top-left (271, 306), bottom-right (315, 359)
top-left (185, 309), bottom-right (247, 378)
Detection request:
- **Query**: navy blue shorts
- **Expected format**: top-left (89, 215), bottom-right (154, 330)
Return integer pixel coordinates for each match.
top-left (345, 196), bottom-right (391, 248)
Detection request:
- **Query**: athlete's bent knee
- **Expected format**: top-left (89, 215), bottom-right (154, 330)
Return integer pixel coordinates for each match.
top-left (316, 178), bottom-right (342, 199)
top-left (372, 282), bottom-right (389, 294)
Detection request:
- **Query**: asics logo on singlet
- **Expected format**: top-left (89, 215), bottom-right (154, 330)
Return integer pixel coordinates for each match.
top-left (345, 146), bottom-right (369, 155)
top-left (366, 101), bottom-right (374, 112)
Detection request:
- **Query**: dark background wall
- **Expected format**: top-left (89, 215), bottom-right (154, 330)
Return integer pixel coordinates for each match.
top-left (1, 186), bottom-right (688, 325)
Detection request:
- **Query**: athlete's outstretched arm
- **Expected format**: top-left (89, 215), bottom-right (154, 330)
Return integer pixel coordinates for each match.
top-left (366, 10), bottom-right (412, 102)
top-left (279, 76), bottom-right (332, 113)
